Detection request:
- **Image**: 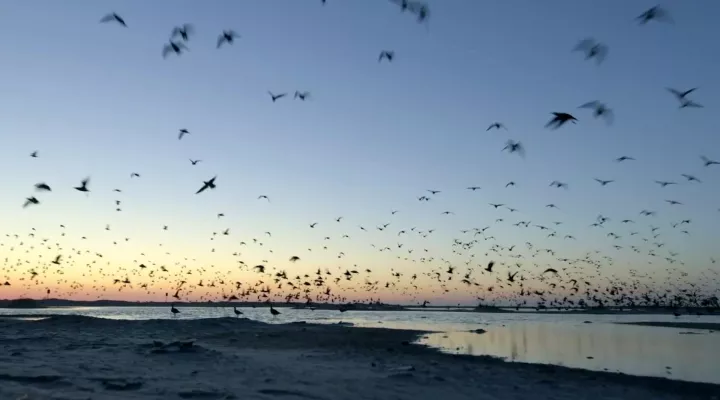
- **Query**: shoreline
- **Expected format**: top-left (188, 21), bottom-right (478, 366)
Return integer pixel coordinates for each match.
top-left (2, 300), bottom-right (718, 316)
top-left (619, 321), bottom-right (720, 331)
top-left (0, 316), bottom-right (718, 399)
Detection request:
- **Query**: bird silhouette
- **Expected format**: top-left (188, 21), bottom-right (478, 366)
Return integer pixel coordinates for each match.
top-left (74, 178), bottom-right (90, 192)
top-left (196, 176), bottom-right (217, 194)
top-left (573, 38), bottom-right (608, 64)
top-left (100, 13), bottom-right (126, 27)
top-left (545, 112), bottom-right (577, 129)
top-left (163, 41), bottom-right (189, 58)
top-left (268, 92), bottom-right (287, 102)
top-left (217, 30), bottom-right (240, 48)
top-left (171, 24), bottom-right (194, 41)
top-left (579, 101), bottom-right (613, 124)
top-left (378, 50), bottom-right (394, 63)
top-left (637, 5), bottom-right (672, 24)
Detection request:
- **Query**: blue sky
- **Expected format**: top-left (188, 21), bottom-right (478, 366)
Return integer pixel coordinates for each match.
top-left (0, 1), bottom-right (718, 304)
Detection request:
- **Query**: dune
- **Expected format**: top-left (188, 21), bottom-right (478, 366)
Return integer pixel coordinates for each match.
top-left (0, 316), bottom-right (717, 400)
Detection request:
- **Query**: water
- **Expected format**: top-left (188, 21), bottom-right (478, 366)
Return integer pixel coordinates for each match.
top-left (1, 306), bottom-right (718, 384)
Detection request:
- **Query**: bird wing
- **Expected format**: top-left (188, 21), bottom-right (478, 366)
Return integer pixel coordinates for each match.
top-left (100, 14), bottom-right (115, 23)
top-left (196, 184), bottom-right (207, 194)
top-left (162, 44), bottom-right (173, 58)
top-left (217, 35), bottom-right (226, 48)
top-left (578, 101), bottom-right (599, 109)
top-left (666, 88), bottom-right (683, 98)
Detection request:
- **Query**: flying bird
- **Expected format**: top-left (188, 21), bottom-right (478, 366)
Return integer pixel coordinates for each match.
top-left (217, 30), bottom-right (240, 48)
top-left (594, 178), bottom-right (614, 186)
top-left (268, 92), bottom-right (287, 102)
top-left (190, 159), bottom-right (202, 165)
top-left (34, 183), bottom-right (51, 191)
top-left (30, 151), bottom-right (38, 158)
top-left (100, 13), bottom-right (126, 27)
top-left (178, 129), bottom-right (190, 140)
top-left (487, 122), bottom-right (506, 131)
top-left (545, 112), bottom-right (577, 129)
top-left (23, 197), bottom-right (39, 208)
top-left (573, 38), bottom-right (608, 64)
top-left (637, 5), bottom-right (672, 24)
top-left (378, 50), bottom-right (394, 62)
top-left (294, 91), bottom-right (310, 100)
top-left (701, 156), bottom-right (719, 167)
top-left (171, 24), bottom-right (194, 41)
top-left (74, 178), bottom-right (90, 192)
top-left (579, 101), bottom-right (613, 124)
top-left (196, 176), bottom-right (217, 194)
top-left (163, 41), bottom-right (189, 58)
top-left (616, 156), bottom-right (635, 162)
top-left (502, 140), bottom-right (524, 157)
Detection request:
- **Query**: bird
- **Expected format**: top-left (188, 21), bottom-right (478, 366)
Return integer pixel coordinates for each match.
top-left (270, 305), bottom-right (280, 317)
top-left (171, 304), bottom-right (180, 316)
top-left (30, 151), bottom-right (38, 158)
top-left (616, 156), bottom-right (635, 162)
top-left (217, 30), bottom-right (240, 48)
top-left (196, 176), bottom-right (217, 194)
top-left (545, 112), bottom-right (577, 129)
top-left (289, 256), bottom-right (300, 262)
top-left (484, 261), bottom-right (495, 272)
top-left (667, 88), bottom-right (697, 101)
top-left (268, 92), bottom-right (287, 102)
top-left (233, 307), bottom-right (242, 317)
top-left (189, 159), bottom-right (202, 165)
top-left (573, 38), bottom-right (608, 64)
top-left (130, 173), bottom-right (140, 178)
top-left (34, 183), bottom-right (51, 192)
top-left (100, 13), bottom-right (126, 27)
top-left (23, 197), bottom-right (39, 208)
top-left (701, 156), bottom-right (719, 167)
top-left (594, 178), bottom-right (614, 186)
top-left (74, 178), bottom-right (90, 192)
top-left (502, 140), bottom-right (524, 157)
top-left (636, 5), bottom-right (672, 24)
top-left (178, 129), bottom-right (190, 140)
top-left (579, 101), bottom-right (613, 124)
top-left (163, 41), bottom-right (189, 58)
top-left (667, 88), bottom-right (702, 108)
top-left (378, 50), bottom-right (394, 63)
top-left (171, 24), bottom-right (194, 41)
top-left (294, 91), bottom-right (310, 101)
top-left (681, 174), bottom-right (701, 183)
top-left (52, 255), bottom-right (61, 265)
top-left (487, 122), bottom-right (506, 131)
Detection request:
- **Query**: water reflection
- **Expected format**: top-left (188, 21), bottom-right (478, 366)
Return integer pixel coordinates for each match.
top-left (418, 322), bottom-right (720, 384)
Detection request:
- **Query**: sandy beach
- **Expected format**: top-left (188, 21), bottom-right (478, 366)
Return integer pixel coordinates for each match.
top-left (0, 316), bottom-right (718, 400)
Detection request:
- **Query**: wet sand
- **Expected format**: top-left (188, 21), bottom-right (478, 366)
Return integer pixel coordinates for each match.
top-left (620, 322), bottom-right (720, 331)
top-left (0, 316), bottom-right (718, 400)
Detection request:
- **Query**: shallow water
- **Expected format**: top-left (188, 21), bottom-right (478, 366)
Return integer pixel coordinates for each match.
top-left (1, 306), bottom-right (718, 384)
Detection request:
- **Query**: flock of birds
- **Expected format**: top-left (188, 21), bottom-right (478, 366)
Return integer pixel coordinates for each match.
top-left (2, 2), bottom-right (719, 314)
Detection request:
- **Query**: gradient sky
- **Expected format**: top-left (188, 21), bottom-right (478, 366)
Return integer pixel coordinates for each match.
top-left (1, 1), bottom-right (719, 305)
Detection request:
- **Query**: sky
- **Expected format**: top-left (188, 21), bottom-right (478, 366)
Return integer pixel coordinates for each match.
top-left (0, 1), bottom-right (719, 305)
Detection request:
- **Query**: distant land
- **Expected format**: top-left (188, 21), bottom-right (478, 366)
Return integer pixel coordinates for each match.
top-left (0, 298), bottom-right (717, 315)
